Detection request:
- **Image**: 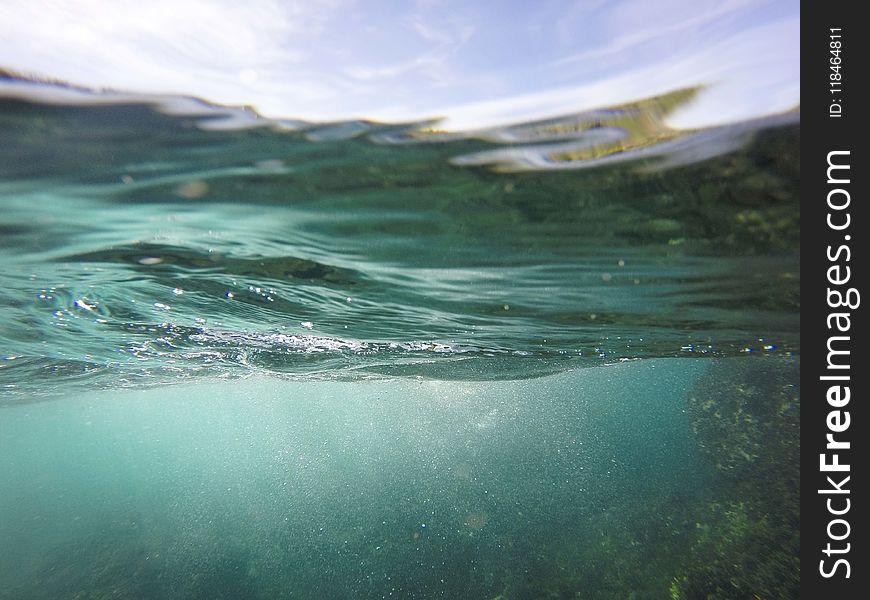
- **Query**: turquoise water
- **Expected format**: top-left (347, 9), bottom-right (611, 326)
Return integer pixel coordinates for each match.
top-left (0, 91), bottom-right (799, 598)
top-left (3, 365), bottom-right (707, 599)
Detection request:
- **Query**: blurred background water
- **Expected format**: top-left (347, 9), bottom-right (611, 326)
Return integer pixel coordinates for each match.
top-left (1, 1), bottom-right (798, 597)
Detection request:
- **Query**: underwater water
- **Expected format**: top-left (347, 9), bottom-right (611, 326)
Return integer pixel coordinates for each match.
top-left (0, 88), bottom-right (799, 599)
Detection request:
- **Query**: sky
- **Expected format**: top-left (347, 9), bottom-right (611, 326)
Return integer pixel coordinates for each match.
top-left (0, 0), bottom-right (799, 130)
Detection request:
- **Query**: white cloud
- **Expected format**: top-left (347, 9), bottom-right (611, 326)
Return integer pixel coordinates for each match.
top-left (0, 0), bottom-right (798, 129)
top-left (407, 16), bottom-right (474, 47)
top-left (427, 15), bottom-right (799, 131)
top-left (1, 0), bottom-right (342, 98)
top-left (552, 0), bottom-right (760, 68)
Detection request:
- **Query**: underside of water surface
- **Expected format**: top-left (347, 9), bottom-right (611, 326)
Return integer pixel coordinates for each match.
top-left (1, 89), bottom-right (798, 391)
top-left (0, 86), bottom-right (799, 599)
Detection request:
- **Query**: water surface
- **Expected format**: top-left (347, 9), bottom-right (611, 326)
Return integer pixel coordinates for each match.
top-left (0, 87), bottom-right (799, 598)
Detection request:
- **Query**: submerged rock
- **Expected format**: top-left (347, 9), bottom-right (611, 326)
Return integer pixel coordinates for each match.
top-left (675, 357), bottom-right (800, 599)
top-left (686, 356), bottom-right (799, 478)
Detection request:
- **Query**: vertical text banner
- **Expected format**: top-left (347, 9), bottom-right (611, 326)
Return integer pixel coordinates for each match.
top-left (804, 2), bottom-right (866, 597)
